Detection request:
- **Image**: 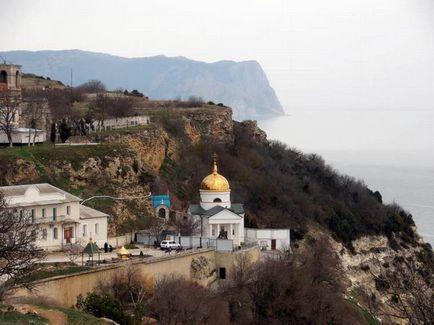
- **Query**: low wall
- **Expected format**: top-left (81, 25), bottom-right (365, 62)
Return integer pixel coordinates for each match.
top-left (9, 247), bottom-right (260, 307)
top-left (108, 233), bottom-right (132, 248)
top-left (10, 249), bottom-right (215, 307)
top-left (215, 246), bottom-right (261, 280)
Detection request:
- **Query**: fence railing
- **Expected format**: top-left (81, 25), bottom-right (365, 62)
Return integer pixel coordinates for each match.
top-left (135, 233), bottom-right (237, 252)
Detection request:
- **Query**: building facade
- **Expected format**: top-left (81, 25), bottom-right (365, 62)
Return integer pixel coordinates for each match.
top-left (245, 228), bottom-right (290, 250)
top-left (0, 63), bottom-right (21, 91)
top-left (189, 157), bottom-right (245, 246)
top-left (151, 194), bottom-right (170, 221)
top-left (0, 63), bottom-right (47, 145)
top-left (0, 183), bottom-right (108, 250)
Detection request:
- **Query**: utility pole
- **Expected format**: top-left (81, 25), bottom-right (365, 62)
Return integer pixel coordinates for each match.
top-left (80, 193), bottom-right (152, 205)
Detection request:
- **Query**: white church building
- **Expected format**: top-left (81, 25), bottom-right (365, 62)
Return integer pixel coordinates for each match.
top-left (189, 157), bottom-right (245, 246)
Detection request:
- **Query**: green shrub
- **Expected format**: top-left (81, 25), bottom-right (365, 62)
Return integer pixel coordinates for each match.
top-left (76, 292), bottom-right (129, 324)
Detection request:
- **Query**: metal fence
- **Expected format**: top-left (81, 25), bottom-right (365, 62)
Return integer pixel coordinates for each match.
top-left (136, 233), bottom-right (234, 252)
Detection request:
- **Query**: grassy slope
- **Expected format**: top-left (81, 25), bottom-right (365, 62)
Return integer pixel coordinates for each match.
top-left (0, 305), bottom-right (48, 325)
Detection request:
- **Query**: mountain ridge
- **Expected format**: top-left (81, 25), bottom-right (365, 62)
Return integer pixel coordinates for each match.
top-left (0, 49), bottom-right (284, 120)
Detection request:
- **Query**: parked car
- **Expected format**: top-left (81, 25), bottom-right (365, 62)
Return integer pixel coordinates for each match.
top-left (160, 240), bottom-right (181, 250)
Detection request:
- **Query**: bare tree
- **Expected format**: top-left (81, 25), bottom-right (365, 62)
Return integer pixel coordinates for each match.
top-left (146, 217), bottom-right (166, 244)
top-left (77, 80), bottom-right (106, 93)
top-left (89, 93), bottom-right (134, 130)
top-left (170, 215), bottom-right (200, 236)
top-left (98, 264), bottom-right (150, 310)
top-left (0, 90), bottom-right (21, 147)
top-left (150, 274), bottom-right (212, 325)
top-left (65, 243), bottom-right (83, 264)
top-left (374, 253), bottom-right (434, 325)
top-left (0, 193), bottom-right (45, 300)
top-left (22, 90), bottom-right (46, 146)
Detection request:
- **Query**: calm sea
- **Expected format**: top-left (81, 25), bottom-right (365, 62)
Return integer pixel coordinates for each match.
top-left (258, 110), bottom-right (434, 246)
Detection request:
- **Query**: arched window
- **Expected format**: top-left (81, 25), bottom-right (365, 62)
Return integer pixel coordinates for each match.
top-left (0, 71), bottom-right (7, 84)
top-left (15, 71), bottom-right (20, 88)
top-left (213, 198), bottom-right (222, 203)
top-left (158, 207), bottom-right (166, 218)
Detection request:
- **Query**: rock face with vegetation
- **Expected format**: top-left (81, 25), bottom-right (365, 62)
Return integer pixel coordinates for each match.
top-left (0, 99), bottom-right (432, 323)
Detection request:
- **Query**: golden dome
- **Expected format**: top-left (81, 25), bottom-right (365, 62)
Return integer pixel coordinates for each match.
top-left (117, 246), bottom-right (130, 260)
top-left (200, 157), bottom-right (230, 192)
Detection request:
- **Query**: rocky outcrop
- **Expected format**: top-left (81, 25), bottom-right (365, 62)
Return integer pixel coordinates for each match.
top-left (190, 256), bottom-right (216, 286)
top-left (180, 107), bottom-right (234, 144)
top-left (235, 120), bottom-right (268, 144)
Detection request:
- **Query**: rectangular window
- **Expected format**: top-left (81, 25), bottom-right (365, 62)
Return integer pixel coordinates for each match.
top-left (31, 209), bottom-right (35, 223)
top-left (53, 227), bottom-right (58, 240)
top-left (83, 224), bottom-right (87, 237)
top-left (94, 223), bottom-right (99, 234)
top-left (53, 207), bottom-right (57, 221)
top-left (66, 206), bottom-right (71, 215)
top-left (42, 229), bottom-right (47, 240)
top-left (42, 208), bottom-right (46, 218)
top-left (212, 228), bottom-right (215, 236)
top-left (19, 210), bottom-right (24, 219)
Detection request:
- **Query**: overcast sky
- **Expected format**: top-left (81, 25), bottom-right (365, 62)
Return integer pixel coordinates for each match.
top-left (1, 0), bottom-right (434, 112)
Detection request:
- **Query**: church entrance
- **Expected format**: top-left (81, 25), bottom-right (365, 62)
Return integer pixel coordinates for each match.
top-left (64, 227), bottom-right (73, 243)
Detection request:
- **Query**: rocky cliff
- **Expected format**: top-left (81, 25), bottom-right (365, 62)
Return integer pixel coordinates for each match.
top-left (0, 50), bottom-right (284, 120)
top-left (0, 105), bottom-right (431, 323)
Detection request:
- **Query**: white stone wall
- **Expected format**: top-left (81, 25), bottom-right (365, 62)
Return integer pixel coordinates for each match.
top-left (92, 115), bottom-right (150, 132)
top-left (0, 129), bottom-right (46, 144)
top-left (244, 228), bottom-right (290, 250)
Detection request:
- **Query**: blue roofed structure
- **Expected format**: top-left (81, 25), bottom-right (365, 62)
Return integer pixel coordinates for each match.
top-left (152, 194), bottom-right (170, 209)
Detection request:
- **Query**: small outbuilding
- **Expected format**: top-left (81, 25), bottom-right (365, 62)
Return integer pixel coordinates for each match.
top-left (245, 228), bottom-right (290, 251)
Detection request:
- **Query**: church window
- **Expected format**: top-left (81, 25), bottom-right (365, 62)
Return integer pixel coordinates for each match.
top-left (53, 227), bottom-right (58, 240)
top-left (213, 198), bottom-right (222, 203)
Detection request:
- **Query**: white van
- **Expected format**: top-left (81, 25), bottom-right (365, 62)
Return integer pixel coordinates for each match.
top-left (160, 240), bottom-right (181, 250)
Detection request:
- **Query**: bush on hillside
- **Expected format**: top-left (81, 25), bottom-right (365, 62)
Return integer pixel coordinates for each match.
top-left (159, 122), bottom-right (417, 247)
top-left (76, 292), bottom-right (128, 324)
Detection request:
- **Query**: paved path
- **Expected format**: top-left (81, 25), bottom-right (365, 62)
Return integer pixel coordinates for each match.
top-left (41, 245), bottom-right (166, 264)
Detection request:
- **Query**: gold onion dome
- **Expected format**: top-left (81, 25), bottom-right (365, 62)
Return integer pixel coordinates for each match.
top-left (117, 246), bottom-right (130, 259)
top-left (200, 157), bottom-right (230, 192)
